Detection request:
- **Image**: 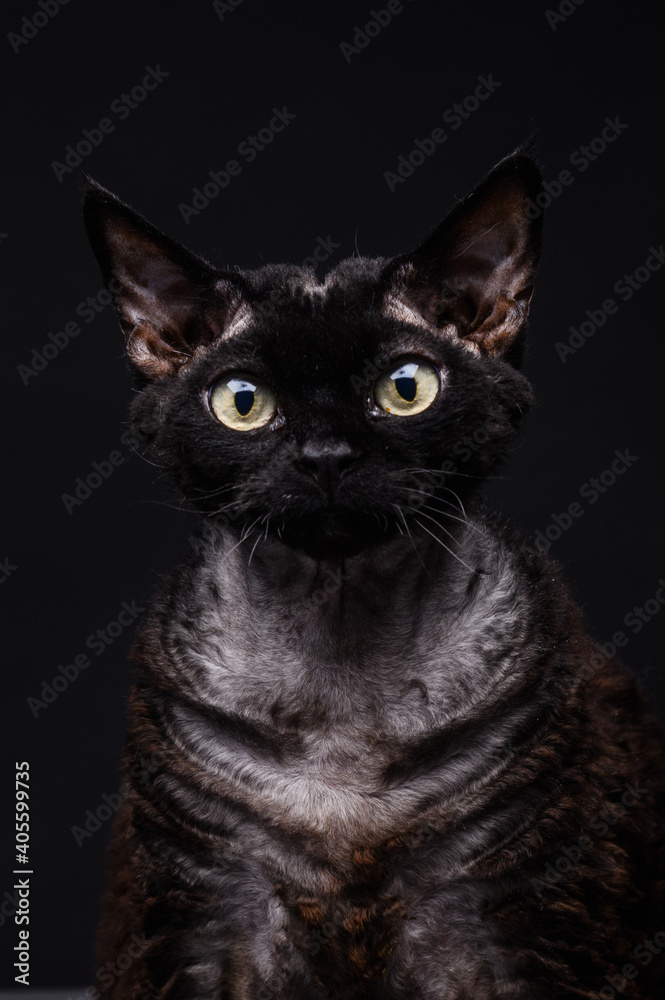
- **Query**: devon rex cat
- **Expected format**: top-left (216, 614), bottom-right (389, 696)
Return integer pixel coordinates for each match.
top-left (83, 147), bottom-right (665, 999)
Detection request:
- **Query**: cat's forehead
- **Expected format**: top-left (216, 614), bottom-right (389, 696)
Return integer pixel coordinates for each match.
top-left (215, 258), bottom-right (440, 367)
top-left (241, 258), bottom-right (384, 309)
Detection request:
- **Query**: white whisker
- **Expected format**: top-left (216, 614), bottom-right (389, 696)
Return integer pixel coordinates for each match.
top-left (247, 529), bottom-right (263, 567)
top-left (392, 504), bottom-right (429, 574)
top-left (222, 516), bottom-right (262, 564)
top-left (412, 516), bottom-right (476, 574)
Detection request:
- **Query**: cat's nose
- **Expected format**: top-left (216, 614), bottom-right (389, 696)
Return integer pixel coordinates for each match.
top-left (295, 443), bottom-right (360, 496)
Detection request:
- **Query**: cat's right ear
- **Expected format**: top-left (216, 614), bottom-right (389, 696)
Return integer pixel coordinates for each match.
top-left (381, 146), bottom-right (543, 366)
top-left (82, 179), bottom-right (246, 381)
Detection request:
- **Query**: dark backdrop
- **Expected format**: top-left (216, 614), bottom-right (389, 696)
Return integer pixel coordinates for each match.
top-left (2, 0), bottom-right (663, 989)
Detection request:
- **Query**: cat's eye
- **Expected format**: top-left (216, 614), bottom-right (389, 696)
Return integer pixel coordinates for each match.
top-left (373, 360), bottom-right (440, 416)
top-left (209, 373), bottom-right (277, 431)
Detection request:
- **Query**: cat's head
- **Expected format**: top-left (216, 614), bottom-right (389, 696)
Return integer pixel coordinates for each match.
top-left (83, 148), bottom-right (542, 560)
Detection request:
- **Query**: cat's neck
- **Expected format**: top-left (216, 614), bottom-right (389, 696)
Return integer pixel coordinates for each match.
top-left (209, 516), bottom-right (481, 658)
top-left (160, 507), bottom-right (538, 729)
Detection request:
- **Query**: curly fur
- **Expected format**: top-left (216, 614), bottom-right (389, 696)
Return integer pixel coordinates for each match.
top-left (83, 149), bottom-right (665, 999)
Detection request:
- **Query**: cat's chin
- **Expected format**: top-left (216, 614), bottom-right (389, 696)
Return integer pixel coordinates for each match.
top-left (275, 512), bottom-right (396, 562)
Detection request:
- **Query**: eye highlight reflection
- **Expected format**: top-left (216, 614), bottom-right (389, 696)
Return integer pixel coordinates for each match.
top-left (374, 360), bottom-right (440, 415)
top-left (209, 373), bottom-right (277, 431)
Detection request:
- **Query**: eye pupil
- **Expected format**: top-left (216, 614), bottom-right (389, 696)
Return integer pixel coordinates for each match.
top-left (394, 376), bottom-right (417, 402)
top-left (373, 360), bottom-right (439, 417)
top-left (210, 373), bottom-right (276, 431)
top-left (234, 390), bottom-right (254, 416)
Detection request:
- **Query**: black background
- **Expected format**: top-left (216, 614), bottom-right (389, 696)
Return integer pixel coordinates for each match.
top-left (1, 0), bottom-right (663, 990)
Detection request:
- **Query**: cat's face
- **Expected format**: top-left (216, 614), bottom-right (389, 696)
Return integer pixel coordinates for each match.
top-left (83, 149), bottom-right (542, 559)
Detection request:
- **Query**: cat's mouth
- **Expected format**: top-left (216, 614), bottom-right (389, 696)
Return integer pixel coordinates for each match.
top-left (274, 508), bottom-right (396, 560)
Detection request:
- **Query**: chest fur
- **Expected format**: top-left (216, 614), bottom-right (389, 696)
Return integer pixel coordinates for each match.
top-left (148, 534), bottom-right (531, 862)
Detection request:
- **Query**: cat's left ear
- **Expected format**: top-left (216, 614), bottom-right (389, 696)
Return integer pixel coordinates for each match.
top-left (82, 179), bottom-right (246, 381)
top-left (383, 147), bottom-right (543, 364)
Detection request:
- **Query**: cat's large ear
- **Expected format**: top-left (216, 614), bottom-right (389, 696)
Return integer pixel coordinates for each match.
top-left (82, 180), bottom-right (246, 381)
top-left (382, 146), bottom-right (543, 365)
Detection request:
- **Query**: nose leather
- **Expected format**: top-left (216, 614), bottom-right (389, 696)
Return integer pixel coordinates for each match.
top-left (296, 443), bottom-right (360, 496)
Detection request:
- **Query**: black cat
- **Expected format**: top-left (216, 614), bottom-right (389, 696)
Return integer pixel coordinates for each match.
top-left (83, 147), bottom-right (665, 999)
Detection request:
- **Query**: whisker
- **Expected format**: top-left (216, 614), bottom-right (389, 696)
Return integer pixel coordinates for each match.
top-left (190, 483), bottom-right (235, 500)
top-left (247, 528), bottom-right (263, 567)
top-left (412, 516), bottom-right (476, 574)
top-left (416, 502), bottom-right (483, 536)
top-left (129, 498), bottom-right (201, 514)
top-left (394, 485), bottom-right (465, 517)
top-left (399, 467), bottom-right (509, 482)
top-left (222, 516), bottom-right (262, 564)
top-left (400, 483), bottom-right (469, 522)
top-left (208, 499), bottom-right (245, 518)
top-left (392, 504), bottom-right (429, 575)
top-left (442, 485), bottom-right (467, 520)
top-left (132, 449), bottom-right (169, 470)
top-left (408, 507), bottom-right (460, 544)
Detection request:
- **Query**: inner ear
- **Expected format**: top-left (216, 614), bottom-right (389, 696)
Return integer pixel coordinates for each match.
top-left (82, 180), bottom-right (247, 381)
top-left (383, 149), bottom-right (544, 363)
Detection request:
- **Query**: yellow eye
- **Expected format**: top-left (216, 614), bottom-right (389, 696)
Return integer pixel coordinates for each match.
top-left (209, 373), bottom-right (277, 431)
top-left (374, 360), bottom-right (440, 415)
